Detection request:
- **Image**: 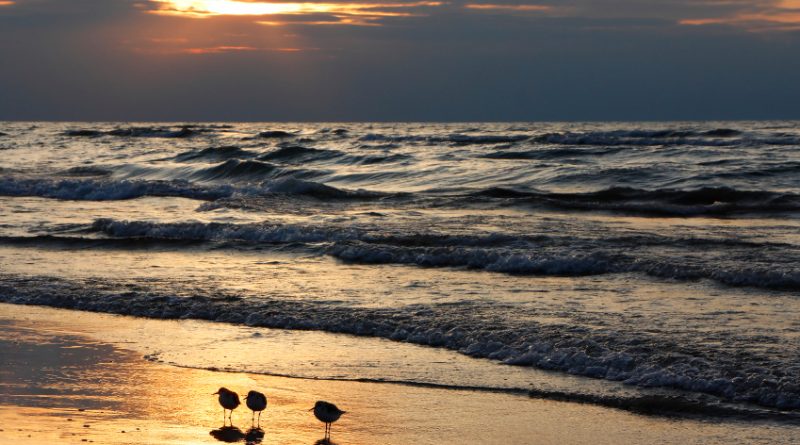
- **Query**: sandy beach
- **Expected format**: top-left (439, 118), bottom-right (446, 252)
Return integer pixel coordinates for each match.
top-left (1, 303), bottom-right (797, 445)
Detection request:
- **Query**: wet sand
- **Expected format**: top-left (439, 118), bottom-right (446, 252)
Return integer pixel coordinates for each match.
top-left (1, 303), bottom-right (798, 445)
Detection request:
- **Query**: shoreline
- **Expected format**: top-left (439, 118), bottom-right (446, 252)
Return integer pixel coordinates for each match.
top-left (2, 304), bottom-right (799, 444)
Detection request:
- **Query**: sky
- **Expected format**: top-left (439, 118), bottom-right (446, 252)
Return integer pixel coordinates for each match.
top-left (0, 0), bottom-right (799, 121)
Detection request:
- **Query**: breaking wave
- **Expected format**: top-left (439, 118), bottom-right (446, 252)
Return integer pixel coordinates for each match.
top-left (328, 242), bottom-right (800, 290)
top-left (1, 274), bottom-right (798, 415)
top-left (11, 218), bottom-right (788, 291)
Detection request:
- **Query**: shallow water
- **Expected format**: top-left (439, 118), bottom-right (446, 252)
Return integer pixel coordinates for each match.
top-left (0, 121), bottom-right (799, 417)
top-left (5, 306), bottom-right (799, 445)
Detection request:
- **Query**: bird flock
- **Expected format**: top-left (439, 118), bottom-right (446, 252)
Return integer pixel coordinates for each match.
top-left (214, 387), bottom-right (346, 441)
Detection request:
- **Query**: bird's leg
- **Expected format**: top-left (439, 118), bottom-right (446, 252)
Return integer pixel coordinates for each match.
top-left (257, 411), bottom-right (262, 428)
top-left (222, 409), bottom-right (226, 426)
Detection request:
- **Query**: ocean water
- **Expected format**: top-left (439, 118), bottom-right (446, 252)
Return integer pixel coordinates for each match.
top-left (1, 121), bottom-right (799, 419)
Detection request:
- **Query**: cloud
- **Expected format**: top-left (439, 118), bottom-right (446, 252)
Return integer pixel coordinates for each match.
top-left (680, 0), bottom-right (800, 31)
top-left (464, 3), bottom-right (551, 12)
top-left (1, 0), bottom-right (799, 121)
top-left (181, 45), bottom-right (311, 53)
top-left (146, 0), bottom-right (444, 26)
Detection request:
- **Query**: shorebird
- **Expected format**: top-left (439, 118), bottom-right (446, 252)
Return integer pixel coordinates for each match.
top-left (245, 390), bottom-right (268, 427)
top-left (213, 387), bottom-right (241, 425)
top-left (310, 400), bottom-right (346, 440)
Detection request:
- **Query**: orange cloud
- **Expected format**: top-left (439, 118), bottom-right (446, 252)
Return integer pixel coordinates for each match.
top-left (148, 0), bottom-right (442, 18)
top-left (0, 1), bottom-right (16, 6)
top-left (183, 46), bottom-right (315, 54)
top-left (464, 3), bottom-right (551, 12)
top-left (680, 0), bottom-right (800, 31)
top-left (146, 0), bottom-right (443, 27)
top-left (183, 45), bottom-right (258, 54)
top-left (132, 45), bottom-right (317, 55)
top-left (257, 17), bottom-right (388, 26)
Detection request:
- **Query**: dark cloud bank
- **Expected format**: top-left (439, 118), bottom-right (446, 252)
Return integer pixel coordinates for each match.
top-left (0, 0), bottom-right (798, 121)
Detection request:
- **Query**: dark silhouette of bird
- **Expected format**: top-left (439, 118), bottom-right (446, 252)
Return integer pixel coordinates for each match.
top-left (213, 387), bottom-right (241, 426)
top-left (209, 426), bottom-right (244, 443)
top-left (245, 390), bottom-right (268, 427)
top-left (311, 400), bottom-right (346, 441)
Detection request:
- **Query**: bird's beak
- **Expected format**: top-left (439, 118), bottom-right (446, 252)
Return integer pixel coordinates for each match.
top-left (212, 391), bottom-right (219, 395)
top-left (308, 407), bottom-right (315, 411)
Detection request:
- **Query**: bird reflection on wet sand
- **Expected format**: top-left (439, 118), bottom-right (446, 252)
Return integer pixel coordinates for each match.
top-left (245, 427), bottom-right (265, 444)
top-left (209, 426), bottom-right (264, 444)
top-left (210, 426), bottom-right (244, 443)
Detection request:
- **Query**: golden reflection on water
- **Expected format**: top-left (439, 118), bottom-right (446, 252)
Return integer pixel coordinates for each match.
top-left (4, 308), bottom-right (800, 445)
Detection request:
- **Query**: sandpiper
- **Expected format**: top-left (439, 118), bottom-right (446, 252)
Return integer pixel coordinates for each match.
top-left (311, 400), bottom-right (346, 440)
top-left (245, 390), bottom-right (268, 427)
top-left (213, 387), bottom-right (241, 425)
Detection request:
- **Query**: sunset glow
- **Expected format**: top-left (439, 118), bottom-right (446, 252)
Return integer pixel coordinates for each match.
top-left (179, 45), bottom-right (309, 53)
top-left (464, 4), bottom-right (551, 12)
top-left (680, 0), bottom-right (800, 31)
top-left (1, 0), bottom-right (799, 121)
top-left (149, 0), bottom-right (443, 18)
top-left (183, 45), bottom-right (254, 54)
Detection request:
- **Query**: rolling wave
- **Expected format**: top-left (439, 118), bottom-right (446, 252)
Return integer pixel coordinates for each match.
top-left (189, 159), bottom-right (320, 182)
top-left (0, 176), bottom-right (389, 202)
top-left (256, 130), bottom-right (295, 138)
top-left (7, 218), bottom-right (786, 291)
top-left (60, 166), bottom-right (114, 177)
top-left (63, 125), bottom-right (218, 138)
top-left (0, 177), bottom-right (231, 201)
top-left (529, 129), bottom-right (800, 147)
top-left (257, 145), bottom-right (342, 163)
top-left (470, 186), bottom-right (800, 216)
top-left (329, 242), bottom-right (800, 290)
top-left (174, 146), bottom-right (258, 162)
top-left (2, 170), bottom-right (797, 217)
top-left (480, 146), bottom-right (628, 160)
top-left (359, 133), bottom-right (530, 144)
